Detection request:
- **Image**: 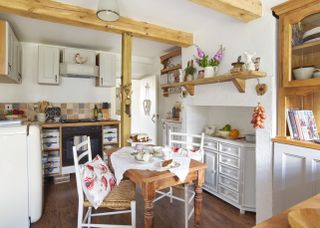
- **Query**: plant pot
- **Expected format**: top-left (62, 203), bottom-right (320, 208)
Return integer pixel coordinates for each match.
top-left (204, 66), bottom-right (214, 78)
top-left (37, 113), bottom-right (46, 123)
top-left (213, 66), bottom-right (219, 76)
top-left (186, 74), bottom-right (194, 81)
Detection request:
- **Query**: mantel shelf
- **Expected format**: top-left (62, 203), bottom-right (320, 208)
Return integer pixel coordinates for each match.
top-left (161, 71), bottom-right (266, 96)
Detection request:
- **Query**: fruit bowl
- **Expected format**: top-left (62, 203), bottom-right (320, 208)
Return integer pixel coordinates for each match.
top-left (217, 130), bottom-right (231, 138)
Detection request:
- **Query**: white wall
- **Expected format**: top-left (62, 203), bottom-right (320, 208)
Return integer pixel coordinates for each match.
top-left (185, 106), bottom-right (254, 135)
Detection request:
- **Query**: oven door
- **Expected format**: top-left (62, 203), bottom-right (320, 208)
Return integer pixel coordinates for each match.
top-left (62, 126), bottom-right (102, 168)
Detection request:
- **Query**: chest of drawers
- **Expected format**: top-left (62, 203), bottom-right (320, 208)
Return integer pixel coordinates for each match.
top-left (203, 136), bottom-right (255, 213)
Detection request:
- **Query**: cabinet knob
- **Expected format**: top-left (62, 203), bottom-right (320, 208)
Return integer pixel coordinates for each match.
top-left (55, 75), bottom-right (58, 82)
top-left (8, 64), bottom-right (12, 72)
top-left (101, 77), bottom-right (104, 85)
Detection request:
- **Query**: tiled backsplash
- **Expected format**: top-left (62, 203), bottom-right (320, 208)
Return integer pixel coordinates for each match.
top-left (0, 102), bottom-right (103, 121)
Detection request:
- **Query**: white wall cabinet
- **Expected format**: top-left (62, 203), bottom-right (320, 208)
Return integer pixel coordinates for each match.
top-left (96, 53), bottom-right (116, 87)
top-left (273, 143), bottom-right (320, 215)
top-left (38, 45), bottom-right (60, 85)
top-left (203, 136), bottom-right (256, 213)
top-left (0, 20), bottom-right (22, 84)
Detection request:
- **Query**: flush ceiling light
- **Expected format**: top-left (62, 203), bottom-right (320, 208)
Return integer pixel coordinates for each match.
top-left (96, 0), bottom-right (120, 22)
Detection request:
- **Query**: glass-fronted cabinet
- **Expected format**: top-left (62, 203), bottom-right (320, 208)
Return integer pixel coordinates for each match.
top-left (273, 1), bottom-right (320, 147)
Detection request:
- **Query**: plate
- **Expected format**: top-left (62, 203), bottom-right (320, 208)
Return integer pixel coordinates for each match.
top-left (158, 161), bottom-right (180, 171)
top-left (134, 157), bottom-right (154, 164)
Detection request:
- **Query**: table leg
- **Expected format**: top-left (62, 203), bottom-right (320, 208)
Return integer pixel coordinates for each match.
top-left (144, 199), bottom-right (154, 228)
top-left (143, 183), bottom-right (155, 228)
top-left (194, 184), bottom-right (203, 228)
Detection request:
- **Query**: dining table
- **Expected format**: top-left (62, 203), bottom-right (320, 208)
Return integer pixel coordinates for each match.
top-left (107, 148), bottom-right (207, 228)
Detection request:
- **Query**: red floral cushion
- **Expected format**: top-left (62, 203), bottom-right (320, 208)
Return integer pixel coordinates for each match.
top-left (79, 155), bottom-right (116, 209)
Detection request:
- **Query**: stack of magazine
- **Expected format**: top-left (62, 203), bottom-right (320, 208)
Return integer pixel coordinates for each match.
top-left (286, 109), bottom-right (319, 140)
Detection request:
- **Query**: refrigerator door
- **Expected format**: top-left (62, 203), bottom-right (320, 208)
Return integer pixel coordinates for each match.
top-left (28, 125), bottom-right (43, 223)
top-left (0, 126), bottom-right (29, 228)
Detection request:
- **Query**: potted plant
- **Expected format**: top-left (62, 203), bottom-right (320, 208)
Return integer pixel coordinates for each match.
top-left (195, 45), bottom-right (225, 78)
top-left (184, 60), bottom-right (197, 81)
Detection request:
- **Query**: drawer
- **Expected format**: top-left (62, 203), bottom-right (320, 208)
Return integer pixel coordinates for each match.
top-left (103, 128), bottom-right (118, 134)
top-left (44, 166), bottom-right (60, 175)
top-left (219, 143), bottom-right (240, 157)
top-left (42, 131), bottom-right (60, 138)
top-left (218, 174), bottom-right (239, 192)
top-left (218, 185), bottom-right (239, 204)
top-left (219, 153), bottom-right (240, 169)
top-left (42, 137), bottom-right (59, 144)
top-left (204, 139), bottom-right (218, 150)
top-left (43, 141), bottom-right (60, 150)
top-left (219, 164), bottom-right (240, 180)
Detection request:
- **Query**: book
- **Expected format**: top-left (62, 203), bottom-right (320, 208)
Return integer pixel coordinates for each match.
top-left (286, 109), bottom-right (294, 139)
top-left (298, 111), bottom-right (310, 140)
top-left (293, 110), bottom-right (304, 140)
top-left (288, 109), bottom-right (299, 139)
top-left (305, 110), bottom-right (319, 140)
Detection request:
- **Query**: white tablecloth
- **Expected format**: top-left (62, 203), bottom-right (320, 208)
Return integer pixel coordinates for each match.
top-left (110, 147), bottom-right (191, 185)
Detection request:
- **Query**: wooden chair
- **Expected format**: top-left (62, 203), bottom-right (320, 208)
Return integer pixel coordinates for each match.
top-left (154, 130), bottom-right (205, 228)
top-left (73, 136), bottom-right (136, 228)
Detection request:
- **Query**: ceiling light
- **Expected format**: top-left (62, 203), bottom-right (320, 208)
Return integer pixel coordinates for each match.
top-left (96, 0), bottom-right (120, 22)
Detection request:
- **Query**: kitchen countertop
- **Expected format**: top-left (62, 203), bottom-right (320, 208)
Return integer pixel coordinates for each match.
top-left (205, 135), bottom-right (256, 148)
top-left (254, 193), bottom-right (320, 228)
top-left (41, 119), bottom-right (120, 128)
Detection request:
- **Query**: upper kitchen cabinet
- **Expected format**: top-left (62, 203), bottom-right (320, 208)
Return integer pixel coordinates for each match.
top-left (96, 53), bottom-right (116, 87)
top-left (38, 45), bottom-right (60, 85)
top-left (0, 20), bottom-right (22, 84)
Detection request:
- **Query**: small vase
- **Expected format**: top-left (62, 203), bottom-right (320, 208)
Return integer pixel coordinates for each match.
top-left (204, 66), bottom-right (214, 78)
top-left (213, 66), bottom-right (219, 76)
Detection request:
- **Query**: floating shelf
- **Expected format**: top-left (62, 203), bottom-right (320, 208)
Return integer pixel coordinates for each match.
top-left (161, 64), bottom-right (182, 75)
top-left (161, 71), bottom-right (266, 96)
top-left (160, 48), bottom-right (181, 63)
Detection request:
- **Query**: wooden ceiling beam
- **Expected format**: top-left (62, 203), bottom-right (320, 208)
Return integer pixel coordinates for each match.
top-left (190, 0), bottom-right (262, 22)
top-left (0, 0), bottom-right (193, 47)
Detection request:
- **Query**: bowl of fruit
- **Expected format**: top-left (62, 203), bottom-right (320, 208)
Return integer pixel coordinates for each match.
top-left (217, 124), bottom-right (231, 138)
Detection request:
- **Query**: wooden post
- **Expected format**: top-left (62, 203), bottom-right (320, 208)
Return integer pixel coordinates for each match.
top-left (121, 33), bottom-right (132, 146)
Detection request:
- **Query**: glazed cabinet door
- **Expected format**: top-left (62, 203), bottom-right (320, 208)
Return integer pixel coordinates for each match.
top-left (204, 150), bottom-right (218, 192)
top-left (96, 53), bottom-right (116, 87)
top-left (38, 45), bottom-right (60, 85)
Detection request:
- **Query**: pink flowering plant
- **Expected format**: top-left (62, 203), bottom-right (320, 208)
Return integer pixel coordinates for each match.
top-left (195, 45), bottom-right (225, 68)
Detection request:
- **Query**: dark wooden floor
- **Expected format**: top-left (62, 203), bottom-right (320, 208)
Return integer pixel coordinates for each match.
top-left (32, 175), bottom-right (255, 228)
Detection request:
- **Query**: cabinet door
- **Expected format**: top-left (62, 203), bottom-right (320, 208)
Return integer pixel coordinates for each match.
top-left (273, 143), bottom-right (320, 214)
top-left (7, 24), bottom-right (14, 77)
top-left (38, 45), bottom-right (60, 85)
top-left (97, 53), bottom-right (116, 87)
top-left (204, 150), bottom-right (218, 192)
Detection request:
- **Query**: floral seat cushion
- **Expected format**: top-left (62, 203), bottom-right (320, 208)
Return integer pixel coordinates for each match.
top-left (79, 155), bottom-right (116, 209)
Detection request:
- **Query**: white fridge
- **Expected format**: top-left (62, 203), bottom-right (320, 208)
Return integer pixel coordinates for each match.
top-left (0, 124), bottom-right (43, 227)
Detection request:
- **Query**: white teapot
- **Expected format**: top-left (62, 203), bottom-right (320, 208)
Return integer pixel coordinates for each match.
top-left (205, 125), bottom-right (216, 136)
top-left (243, 52), bottom-right (256, 71)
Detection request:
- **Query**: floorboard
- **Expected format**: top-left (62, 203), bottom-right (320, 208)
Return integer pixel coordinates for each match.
top-left (31, 175), bottom-right (255, 228)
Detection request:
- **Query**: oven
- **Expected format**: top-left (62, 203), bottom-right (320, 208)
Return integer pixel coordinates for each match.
top-left (61, 126), bottom-right (102, 171)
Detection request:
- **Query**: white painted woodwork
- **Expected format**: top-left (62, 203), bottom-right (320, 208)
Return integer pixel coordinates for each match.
top-left (38, 45), bottom-right (60, 85)
top-left (96, 53), bottom-right (116, 87)
top-left (0, 21), bottom-right (22, 84)
top-left (203, 136), bottom-right (256, 213)
top-left (273, 143), bottom-right (320, 215)
top-left (161, 120), bottom-right (182, 146)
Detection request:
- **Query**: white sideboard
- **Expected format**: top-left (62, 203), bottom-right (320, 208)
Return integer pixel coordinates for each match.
top-left (203, 136), bottom-right (256, 213)
top-left (273, 142), bottom-right (320, 215)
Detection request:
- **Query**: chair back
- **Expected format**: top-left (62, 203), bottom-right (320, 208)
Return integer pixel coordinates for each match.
top-left (168, 130), bottom-right (205, 162)
top-left (73, 136), bottom-right (92, 204)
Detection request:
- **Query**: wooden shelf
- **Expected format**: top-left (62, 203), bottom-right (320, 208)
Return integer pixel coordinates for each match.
top-left (161, 71), bottom-right (266, 96)
top-left (273, 137), bottom-right (320, 150)
top-left (284, 77), bottom-right (320, 88)
top-left (292, 40), bottom-right (320, 54)
top-left (161, 64), bottom-right (181, 75)
top-left (160, 48), bottom-right (181, 63)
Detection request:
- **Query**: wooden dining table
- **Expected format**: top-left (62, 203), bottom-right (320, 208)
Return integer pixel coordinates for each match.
top-left (124, 159), bottom-right (207, 228)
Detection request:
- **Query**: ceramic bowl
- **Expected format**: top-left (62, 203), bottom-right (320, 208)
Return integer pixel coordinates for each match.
top-left (293, 67), bottom-right (315, 80)
top-left (217, 130), bottom-right (230, 138)
top-left (313, 71), bottom-right (320, 78)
